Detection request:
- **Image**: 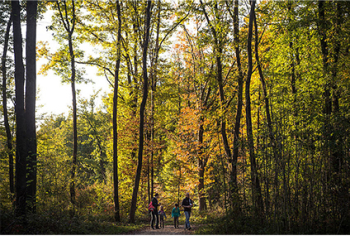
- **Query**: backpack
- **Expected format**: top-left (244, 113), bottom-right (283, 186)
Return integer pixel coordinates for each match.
top-left (148, 201), bottom-right (155, 211)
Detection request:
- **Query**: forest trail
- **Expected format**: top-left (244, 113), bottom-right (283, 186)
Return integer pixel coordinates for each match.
top-left (128, 224), bottom-right (198, 235)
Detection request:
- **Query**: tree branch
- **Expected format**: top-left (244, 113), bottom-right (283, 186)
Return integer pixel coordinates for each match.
top-left (76, 60), bottom-right (114, 77)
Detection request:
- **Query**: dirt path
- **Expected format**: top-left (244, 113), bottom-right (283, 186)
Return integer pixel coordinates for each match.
top-left (128, 224), bottom-right (198, 235)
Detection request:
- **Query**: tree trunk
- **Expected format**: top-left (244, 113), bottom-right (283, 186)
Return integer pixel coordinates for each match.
top-left (25, 0), bottom-right (38, 213)
top-left (56, 0), bottom-right (77, 206)
top-left (318, 1), bottom-right (334, 177)
top-left (230, 0), bottom-right (244, 209)
top-left (198, 117), bottom-right (207, 211)
top-left (130, 10), bottom-right (139, 195)
top-left (2, 12), bottom-right (14, 195)
top-left (318, 2), bottom-right (343, 215)
top-left (113, 0), bottom-right (122, 222)
top-left (245, 0), bottom-right (263, 216)
top-left (253, 12), bottom-right (275, 153)
top-left (130, 0), bottom-right (152, 223)
top-left (253, 1), bottom-right (288, 220)
top-left (287, 2), bottom-right (301, 222)
top-left (12, 0), bottom-right (27, 217)
top-left (69, 36), bottom-right (77, 206)
top-left (200, 0), bottom-right (230, 211)
top-left (150, 0), bottom-right (161, 200)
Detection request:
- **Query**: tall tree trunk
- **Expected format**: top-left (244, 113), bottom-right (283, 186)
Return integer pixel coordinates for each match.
top-left (329, 2), bottom-right (342, 176)
top-left (230, 0), bottom-right (244, 209)
top-left (25, 0), bottom-right (38, 213)
top-left (150, 0), bottom-right (161, 199)
top-left (318, 1), bottom-right (333, 173)
top-left (198, 117), bottom-right (207, 211)
top-left (113, 0), bottom-right (122, 222)
top-left (12, 0), bottom-right (27, 217)
top-left (290, 41), bottom-right (300, 221)
top-left (57, 0), bottom-right (77, 205)
top-left (130, 0), bottom-right (152, 223)
top-left (69, 45), bottom-right (77, 205)
top-left (253, 11), bottom-right (275, 154)
top-left (2, 12), bottom-right (14, 195)
top-left (253, 1), bottom-right (286, 219)
top-left (287, 1), bottom-right (301, 222)
top-left (69, 32), bottom-right (77, 207)
top-left (318, 2), bottom-right (343, 214)
top-left (245, 0), bottom-right (263, 216)
top-left (321, 1), bottom-right (344, 220)
top-left (130, 7), bottom-right (139, 193)
top-left (200, 0), bottom-right (229, 211)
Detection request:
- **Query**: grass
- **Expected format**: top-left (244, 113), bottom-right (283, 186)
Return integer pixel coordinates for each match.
top-left (1, 207), bottom-right (146, 235)
top-left (194, 212), bottom-right (270, 235)
top-left (193, 210), bottom-right (350, 235)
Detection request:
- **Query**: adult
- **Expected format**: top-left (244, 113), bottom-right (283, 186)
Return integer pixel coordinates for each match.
top-left (150, 193), bottom-right (161, 229)
top-left (181, 192), bottom-right (193, 230)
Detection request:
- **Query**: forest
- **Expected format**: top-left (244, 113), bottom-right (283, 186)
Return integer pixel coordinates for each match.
top-left (1, 0), bottom-right (350, 235)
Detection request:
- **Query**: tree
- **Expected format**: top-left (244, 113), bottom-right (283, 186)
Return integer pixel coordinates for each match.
top-left (199, 0), bottom-right (223, 212)
top-left (12, 0), bottom-right (27, 217)
top-left (112, 0), bottom-right (122, 222)
top-left (227, 0), bottom-right (244, 209)
top-left (245, 0), bottom-right (263, 216)
top-left (318, 1), bottom-right (342, 177)
top-left (53, 0), bottom-right (78, 205)
top-left (9, 0), bottom-right (39, 217)
top-left (130, 0), bottom-right (152, 224)
top-left (200, 0), bottom-right (242, 210)
top-left (1, 4), bottom-right (14, 195)
top-left (149, 0), bottom-right (161, 203)
top-left (25, 0), bottom-right (38, 213)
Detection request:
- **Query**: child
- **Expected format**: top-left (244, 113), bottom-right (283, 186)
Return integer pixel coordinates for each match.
top-left (158, 206), bottom-right (167, 228)
top-left (171, 203), bottom-right (181, 228)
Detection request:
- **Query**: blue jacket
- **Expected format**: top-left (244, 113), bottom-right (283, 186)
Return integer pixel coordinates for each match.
top-left (171, 207), bottom-right (181, 217)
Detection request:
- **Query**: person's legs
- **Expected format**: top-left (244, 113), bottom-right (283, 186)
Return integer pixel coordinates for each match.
top-left (150, 211), bottom-right (156, 229)
top-left (160, 216), bottom-right (163, 228)
top-left (184, 211), bottom-right (190, 229)
top-left (156, 212), bottom-right (160, 228)
top-left (174, 216), bottom-right (179, 228)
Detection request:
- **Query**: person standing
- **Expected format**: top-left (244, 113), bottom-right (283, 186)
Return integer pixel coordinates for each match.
top-left (171, 203), bottom-right (181, 228)
top-left (150, 193), bottom-right (161, 229)
top-left (181, 192), bottom-right (193, 230)
top-left (158, 205), bottom-right (167, 228)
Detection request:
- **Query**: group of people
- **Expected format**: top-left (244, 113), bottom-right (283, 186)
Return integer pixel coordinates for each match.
top-left (149, 192), bottom-right (193, 230)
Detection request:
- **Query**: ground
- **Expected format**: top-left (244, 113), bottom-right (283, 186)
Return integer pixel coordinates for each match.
top-left (128, 224), bottom-right (197, 235)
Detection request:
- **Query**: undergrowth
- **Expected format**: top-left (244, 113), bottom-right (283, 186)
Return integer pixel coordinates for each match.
top-left (194, 209), bottom-right (350, 235)
top-left (0, 207), bottom-right (146, 235)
